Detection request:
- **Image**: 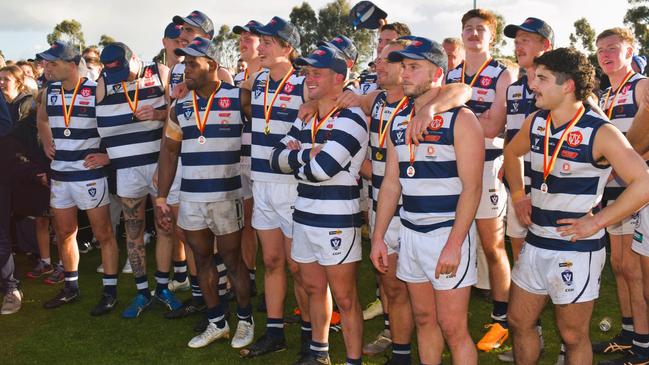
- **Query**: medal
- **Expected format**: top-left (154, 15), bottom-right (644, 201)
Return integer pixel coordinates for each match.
top-left (406, 165), bottom-right (416, 177)
top-left (122, 79), bottom-right (140, 122)
top-left (602, 70), bottom-right (634, 119)
top-left (541, 106), bottom-right (586, 194)
top-left (375, 151), bottom-right (383, 161)
top-left (460, 57), bottom-right (493, 88)
top-left (60, 78), bottom-right (83, 137)
top-left (405, 108), bottom-right (416, 178)
top-left (192, 81), bottom-right (221, 146)
top-left (263, 67), bottom-right (294, 137)
top-left (376, 96), bottom-right (409, 161)
top-left (311, 106), bottom-right (339, 145)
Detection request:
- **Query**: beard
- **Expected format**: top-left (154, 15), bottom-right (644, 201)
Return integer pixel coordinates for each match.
top-left (403, 80), bottom-right (433, 98)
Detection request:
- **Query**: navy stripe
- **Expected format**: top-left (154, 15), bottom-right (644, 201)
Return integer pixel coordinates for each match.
top-left (400, 218), bottom-right (454, 234)
top-left (398, 160), bottom-right (458, 179)
top-left (603, 186), bottom-right (624, 201)
top-left (52, 127), bottom-right (100, 140)
top-left (241, 144), bottom-right (251, 157)
top-left (337, 228), bottom-right (357, 265)
top-left (181, 151), bottom-right (240, 166)
top-left (371, 173), bottom-right (384, 189)
top-left (526, 231), bottom-right (604, 252)
top-left (485, 148), bottom-right (503, 161)
top-left (252, 157), bottom-right (292, 175)
top-left (401, 194), bottom-right (459, 214)
top-left (54, 148), bottom-right (101, 162)
top-left (531, 206), bottom-right (601, 228)
top-left (307, 152), bottom-right (344, 182)
top-left (571, 252), bottom-right (592, 303)
top-left (101, 129), bottom-right (162, 148)
top-left (372, 200), bottom-right (401, 216)
top-left (51, 169), bottom-right (105, 181)
top-left (110, 153), bottom-right (159, 169)
top-left (452, 233), bottom-right (471, 289)
top-left (180, 176), bottom-right (241, 193)
top-left (250, 104), bottom-right (298, 125)
top-left (530, 170), bottom-right (600, 195)
top-left (45, 106), bottom-right (96, 118)
top-left (293, 210), bottom-right (362, 228)
top-left (297, 184), bottom-right (360, 200)
top-left (181, 124), bottom-right (242, 139)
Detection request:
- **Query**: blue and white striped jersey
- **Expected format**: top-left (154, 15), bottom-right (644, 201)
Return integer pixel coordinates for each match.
top-left (506, 75), bottom-right (536, 192)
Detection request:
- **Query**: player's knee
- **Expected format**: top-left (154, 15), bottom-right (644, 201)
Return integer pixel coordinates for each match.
top-left (263, 252), bottom-right (285, 271)
top-left (610, 254), bottom-right (624, 275)
top-left (94, 228), bottom-right (115, 246)
top-left (559, 327), bottom-right (587, 347)
top-left (383, 279), bottom-right (407, 303)
top-left (622, 262), bottom-right (642, 283)
top-left (438, 317), bottom-right (466, 342)
top-left (56, 225), bottom-right (77, 240)
top-left (333, 292), bottom-right (357, 313)
top-left (286, 259), bottom-right (300, 276)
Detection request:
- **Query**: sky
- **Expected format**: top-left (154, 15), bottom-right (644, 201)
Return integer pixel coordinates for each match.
top-left (0, 0), bottom-right (632, 62)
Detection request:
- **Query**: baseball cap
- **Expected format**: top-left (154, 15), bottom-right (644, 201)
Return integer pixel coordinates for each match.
top-left (388, 37), bottom-right (448, 73)
top-left (233, 20), bottom-right (263, 35)
top-left (100, 42), bottom-right (133, 83)
top-left (174, 37), bottom-right (220, 63)
top-left (504, 17), bottom-right (555, 46)
top-left (317, 35), bottom-right (358, 63)
top-left (164, 22), bottom-right (183, 39)
top-left (173, 10), bottom-right (215, 38)
top-left (252, 16), bottom-right (300, 49)
top-left (349, 1), bottom-right (388, 30)
top-left (295, 45), bottom-right (348, 76)
top-left (633, 55), bottom-right (647, 74)
top-left (36, 41), bottom-right (80, 63)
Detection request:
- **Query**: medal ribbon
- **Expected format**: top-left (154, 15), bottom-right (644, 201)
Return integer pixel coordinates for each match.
top-left (192, 81), bottom-right (221, 136)
top-left (405, 108), bottom-right (417, 165)
top-left (60, 78), bottom-right (83, 130)
top-left (263, 67), bottom-right (294, 130)
top-left (243, 68), bottom-right (249, 81)
top-left (460, 57), bottom-right (492, 88)
top-left (603, 70), bottom-right (634, 120)
top-left (377, 96), bottom-right (409, 149)
top-left (122, 79), bottom-right (140, 116)
top-left (542, 105), bottom-right (586, 182)
top-left (311, 106), bottom-right (339, 144)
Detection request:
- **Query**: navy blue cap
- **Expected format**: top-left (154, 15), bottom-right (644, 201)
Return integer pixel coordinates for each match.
top-left (252, 16), bottom-right (300, 49)
top-left (388, 37), bottom-right (448, 73)
top-left (233, 20), bottom-right (263, 35)
top-left (164, 22), bottom-right (183, 39)
top-left (36, 41), bottom-right (80, 63)
top-left (295, 45), bottom-right (348, 76)
top-left (174, 37), bottom-right (220, 62)
top-left (173, 10), bottom-right (214, 39)
top-left (317, 35), bottom-right (358, 63)
top-left (504, 17), bottom-right (554, 46)
top-left (100, 42), bottom-right (133, 83)
top-left (349, 1), bottom-right (388, 30)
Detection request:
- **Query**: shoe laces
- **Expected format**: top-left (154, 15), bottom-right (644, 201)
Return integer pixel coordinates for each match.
top-left (605, 342), bottom-right (633, 353)
top-left (235, 321), bottom-right (252, 338)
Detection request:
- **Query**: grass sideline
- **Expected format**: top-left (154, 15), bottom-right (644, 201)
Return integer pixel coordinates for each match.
top-left (1, 238), bottom-right (621, 365)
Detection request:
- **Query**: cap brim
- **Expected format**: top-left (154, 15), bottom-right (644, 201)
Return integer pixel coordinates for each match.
top-left (36, 50), bottom-right (60, 62)
top-left (173, 15), bottom-right (200, 28)
top-left (233, 25), bottom-right (250, 34)
top-left (174, 47), bottom-right (205, 58)
top-left (103, 67), bottom-right (130, 84)
top-left (251, 25), bottom-right (276, 37)
top-left (295, 56), bottom-right (319, 68)
top-left (387, 50), bottom-right (425, 63)
top-left (504, 24), bottom-right (537, 39)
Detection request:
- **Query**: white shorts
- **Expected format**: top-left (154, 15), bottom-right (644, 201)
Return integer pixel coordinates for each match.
top-left (291, 223), bottom-right (362, 266)
top-left (369, 208), bottom-right (401, 255)
top-left (241, 163), bottom-right (253, 200)
top-left (50, 178), bottom-right (110, 210)
top-left (506, 194), bottom-right (528, 239)
top-left (177, 199), bottom-right (244, 236)
top-left (116, 163), bottom-right (180, 204)
top-left (251, 180), bottom-right (297, 238)
top-left (396, 224), bottom-right (477, 290)
top-left (512, 243), bottom-right (606, 305)
top-left (606, 200), bottom-right (640, 236)
top-left (476, 156), bottom-right (507, 219)
top-left (632, 205), bottom-right (649, 256)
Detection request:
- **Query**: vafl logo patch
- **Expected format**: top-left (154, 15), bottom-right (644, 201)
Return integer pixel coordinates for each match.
top-left (330, 237), bottom-right (342, 250)
top-left (567, 131), bottom-right (583, 147)
top-left (561, 269), bottom-right (573, 286)
top-left (88, 187), bottom-right (97, 197)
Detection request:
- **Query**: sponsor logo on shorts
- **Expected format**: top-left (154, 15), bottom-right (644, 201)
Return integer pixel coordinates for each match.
top-left (330, 237), bottom-right (342, 250)
top-left (329, 230), bottom-right (342, 235)
top-left (561, 269), bottom-right (573, 287)
top-left (635, 230), bottom-right (644, 243)
top-left (558, 261), bottom-right (573, 268)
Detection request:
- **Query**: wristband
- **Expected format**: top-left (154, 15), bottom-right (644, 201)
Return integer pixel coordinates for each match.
top-left (155, 197), bottom-right (167, 206)
top-left (510, 189), bottom-right (527, 202)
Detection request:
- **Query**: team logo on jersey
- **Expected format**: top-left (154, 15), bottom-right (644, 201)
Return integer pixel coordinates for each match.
top-left (88, 187), bottom-right (97, 197)
top-left (511, 102), bottom-right (519, 113)
top-left (112, 84), bottom-right (122, 93)
top-left (144, 68), bottom-right (153, 79)
top-left (395, 131), bottom-right (404, 143)
top-left (183, 108), bottom-right (193, 119)
top-left (567, 131), bottom-right (583, 147)
top-left (622, 84), bottom-right (632, 94)
top-left (218, 97), bottom-right (231, 109)
top-left (50, 95), bottom-right (58, 104)
top-left (490, 194), bottom-right (499, 206)
top-left (561, 269), bottom-right (573, 286)
top-left (284, 82), bottom-right (295, 94)
top-left (330, 237), bottom-right (342, 250)
top-left (480, 76), bottom-right (492, 87)
top-left (429, 115), bottom-right (444, 130)
top-left (80, 88), bottom-right (92, 97)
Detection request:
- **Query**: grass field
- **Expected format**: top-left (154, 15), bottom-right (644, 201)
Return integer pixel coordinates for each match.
top-left (1, 237), bottom-right (623, 365)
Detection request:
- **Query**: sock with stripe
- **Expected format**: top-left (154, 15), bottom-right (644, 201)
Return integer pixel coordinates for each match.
top-left (102, 274), bottom-right (118, 297)
top-left (237, 305), bottom-right (253, 324)
top-left (633, 333), bottom-right (649, 358)
top-left (266, 317), bottom-right (285, 339)
top-left (173, 260), bottom-right (188, 282)
top-left (207, 304), bottom-right (226, 329)
top-left (301, 320), bottom-right (312, 343)
top-left (64, 271), bottom-right (79, 291)
top-left (621, 316), bottom-right (635, 342)
top-left (135, 275), bottom-right (150, 298)
top-left (310, 340), bottom-right (329, 358)
top-left (345, 358), bottom-right (361, 365)
top-left (392, 342), bottom-right (411, 364)
top-left (189, 275), bottom-right (204, 304)
top-left (154, 271), bottom-right (169, 295)
top-left (492, 300), bottom-right (508, 327)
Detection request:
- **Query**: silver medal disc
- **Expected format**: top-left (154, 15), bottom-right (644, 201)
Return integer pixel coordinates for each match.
top-left (406, 165), bottom-right (415, 177)
top-left (63, 128), bottom-right (71, 137)
top-left (540, 182), bottom-right (548, 193)
top-left (198, 135), bottom-right (206, 145)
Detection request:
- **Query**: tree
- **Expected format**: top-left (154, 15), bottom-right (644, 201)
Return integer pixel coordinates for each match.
top-left (212, 25), bottom-right (239, 70)
top-left (569, 18), bottom-right (596, 55)
top-left (290, 2), bottom-right (319, 56)
top-left (625, 0), bottom-right (649, 55)
top-left (46, 19), bottom-right (86, 51)
top-left (98, 34), bottom-right (116, 48)
top-left (492, 12), bottom-right (508, 57)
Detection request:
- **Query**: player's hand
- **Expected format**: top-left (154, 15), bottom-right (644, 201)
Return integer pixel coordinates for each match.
top-left (36, 173), bottom-right (48, 187)
top-left (370, 237), bottom-right (389, 274)
top-left (406, 103), bottom-right (436, 146)
top-left (335, 90), bottom-right (362, 109)
top-left (134, 105), bottom-right (156, 121)
top-left (557, 212), bottom-right (601, 242)
top-left (297, 101), bottom-right (318, 122)
top-left (84, 153), bottom-right (110, 169)
top-left (435, 240), bottom-right (461, 279)
top-left (309, 144), bottom-right (323, 159)
top-left (154, 198), bottom-right (173, 233)
top-left (513, 196), bottom-right (532, 227)
top-left (287, 140), bottom-right (301, 151)
top-left (172, 82), bottom-right (189, 100)
top-left (44, 141), bottom-right (55, 160)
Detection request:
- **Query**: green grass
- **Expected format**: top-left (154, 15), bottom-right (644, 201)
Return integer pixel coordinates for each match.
top-left (1, 238), bottom-right (622, 365)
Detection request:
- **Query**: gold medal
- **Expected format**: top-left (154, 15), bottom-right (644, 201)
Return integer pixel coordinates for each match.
top-left (264, 125), bottom-right (270, 135)
top-left (375, 150), bottom-right (383, 161)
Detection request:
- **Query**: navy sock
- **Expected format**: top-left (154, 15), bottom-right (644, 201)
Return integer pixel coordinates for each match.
top-left (154, 271), bottom-right (169, 295)
top-left (383, 312), bottom-right (390, 331)
top-left (301, 320), bottom-right (312, 342)
top-left (173, 260), bottom-right (187, 282)
top-left (633, 333), bottom-right (649, 357)
top-left (310, 340), bottom-right (328, 358)
top-left (207, 304), bottom-right (226, 329)
top-left (622, 317), bottom-right (635, 341)
top-left (135, 275), bottom-right (150, 298)
top-left (189, 275), bottom-right (204, 304)
top-left (266, 317), bottom-right (285, 339)
top-left (237, 305), bottom-right (253, 323)
top-left (102, 274), bottom-right (117, 297)
top-left (64, 271), bottom-right (79, 291)
top-left (392, 342), bottom-right (411, 363)
top-left (345, 358), bottom-right (361, 365)
top-left (492, 300), bottom-right (508, 327)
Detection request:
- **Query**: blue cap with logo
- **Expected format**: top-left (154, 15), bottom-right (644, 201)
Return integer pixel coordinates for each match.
top-left (173, 10), bottom-right (215, 39)
top-left (349, 1), bottom-right (388, 30)
top-left (388, 37), bottom-right (448, 73)
top-left (504, 17), bottom-right (554, 46)
top-left (164, 22), bottom-right (183, 39)
top-left (100, 42), bottom-right (134, 83)
top-left (174, 37), bottom-right (220, 63)
top-left (36, 41), bottom-right (80, 63)
top-left (295, 45), bottom-right (348, 76)
top-left (317, 35), bottom-right (358, 63)
top-left (233, 20), bottom-right (263, 35)
top-left (252, 16), bottom-right (300, 49)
